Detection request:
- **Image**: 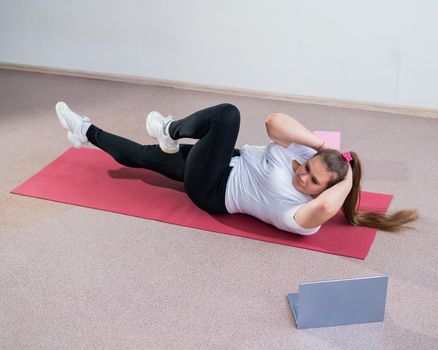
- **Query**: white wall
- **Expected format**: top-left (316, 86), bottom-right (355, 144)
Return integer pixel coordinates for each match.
top-left (1, 0), bottom-right (437, 109)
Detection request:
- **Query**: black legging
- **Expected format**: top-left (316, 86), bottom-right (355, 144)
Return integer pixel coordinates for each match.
top-left (86, 103), bottom-right (241, 214)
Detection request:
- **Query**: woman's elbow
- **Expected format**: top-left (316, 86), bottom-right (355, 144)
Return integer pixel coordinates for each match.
top-left (320, 201), bottom-right (340, 221)
top-left (265, 113), bottom-right (289, 139)
top-left (300, 227), bottom-right (320, 236)
top-left (265, 112), bottom-right (286, 127)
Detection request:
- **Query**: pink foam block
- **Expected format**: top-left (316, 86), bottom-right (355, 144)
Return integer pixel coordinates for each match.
top-left (313, 131), bottom-right (341, 150)
top-left (11, 147), bottom-right (393, 259)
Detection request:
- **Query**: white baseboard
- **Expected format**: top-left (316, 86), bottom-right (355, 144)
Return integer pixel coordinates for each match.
top-left (1, 62), bottom-right (437, 119)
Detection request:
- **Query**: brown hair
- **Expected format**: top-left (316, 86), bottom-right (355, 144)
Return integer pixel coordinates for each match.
top-left (317, 149), bottom-right (418, 232)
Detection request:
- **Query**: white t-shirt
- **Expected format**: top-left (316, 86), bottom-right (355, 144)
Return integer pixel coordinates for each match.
top-left (225, 142), bottom-right (321, 235)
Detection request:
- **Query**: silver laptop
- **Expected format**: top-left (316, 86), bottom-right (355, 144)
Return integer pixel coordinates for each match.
top-left (288, 275), bottom-right (388, 329)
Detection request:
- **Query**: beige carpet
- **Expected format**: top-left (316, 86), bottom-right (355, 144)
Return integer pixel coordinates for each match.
top-left (1, 69), bottom-right (437, 349)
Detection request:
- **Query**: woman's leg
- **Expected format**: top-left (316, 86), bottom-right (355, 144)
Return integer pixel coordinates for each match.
top-left (168, 103), bottom-right (240, 213)
top-left (57, 101), bottom-right (240, 212)
top-left (56, 101), bottom-right (191, 182)
top-left (86, 125), bottom-right (192, 182)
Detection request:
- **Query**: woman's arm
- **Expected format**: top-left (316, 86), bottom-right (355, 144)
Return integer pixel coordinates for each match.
top-left (294, 166), bottom-right (353, 228)
top-left (265, 113), bottom-right (325, 150)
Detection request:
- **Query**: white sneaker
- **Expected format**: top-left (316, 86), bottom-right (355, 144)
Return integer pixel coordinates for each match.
top-left (55, 101), bottom-right (90, 148)
top-left (146, 111), bottom-right (179, 153)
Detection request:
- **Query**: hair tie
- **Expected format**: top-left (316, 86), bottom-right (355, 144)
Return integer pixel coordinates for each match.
top-left (342, 151), bottom-right (353, 163)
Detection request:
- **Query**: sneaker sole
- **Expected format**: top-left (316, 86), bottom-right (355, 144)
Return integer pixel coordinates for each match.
top-left (160, 144), bottom-right (179, 154)
top-left (145, 112), bottom-right (157, 139)
top-left (56, 102), bottom-right (69, 130)
top-left (67, 131), bottom-right (83, 149)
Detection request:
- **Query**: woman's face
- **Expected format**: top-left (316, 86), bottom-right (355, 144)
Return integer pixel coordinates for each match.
top-left (292, 156), bottom-right (336, 196)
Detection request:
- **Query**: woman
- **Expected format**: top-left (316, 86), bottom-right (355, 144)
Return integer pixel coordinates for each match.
top-left (55, 102), bottom-right (417, 235)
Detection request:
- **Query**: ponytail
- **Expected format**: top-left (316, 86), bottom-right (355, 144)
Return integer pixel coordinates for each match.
top-left (342, 152), bottom-right (418, 232)
top-left (319, 149), bottom-right (418, 232)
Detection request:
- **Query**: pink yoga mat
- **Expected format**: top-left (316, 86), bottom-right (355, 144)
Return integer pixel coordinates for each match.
top-left (11, 147), bottom-right (393, 259)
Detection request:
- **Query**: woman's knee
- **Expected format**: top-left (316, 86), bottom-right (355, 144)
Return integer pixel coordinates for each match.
top-left (215, 103), bottom-right (240, 127)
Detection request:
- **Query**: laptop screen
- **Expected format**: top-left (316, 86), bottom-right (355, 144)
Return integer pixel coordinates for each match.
top-left (289, 275), bottom-right (388, 328)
